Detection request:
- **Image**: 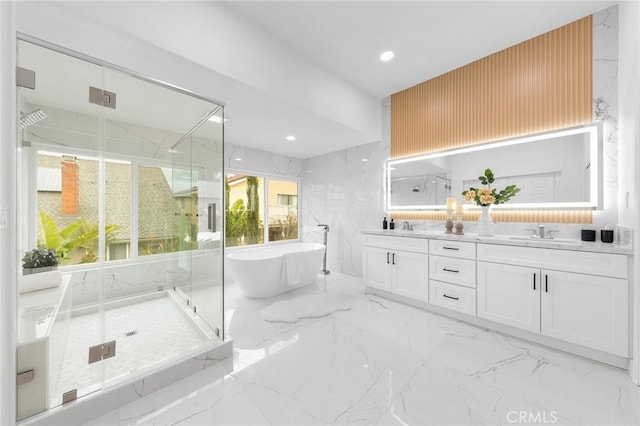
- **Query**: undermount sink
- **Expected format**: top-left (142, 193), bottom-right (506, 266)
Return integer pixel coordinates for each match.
top-left (507, 236), bottom-right (581, 246)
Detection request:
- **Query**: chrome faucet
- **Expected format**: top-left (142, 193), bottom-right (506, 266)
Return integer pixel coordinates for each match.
top-left (525, 224), bottom-right (558, 239)
top-left (402, 221), bottom-right (413, 231)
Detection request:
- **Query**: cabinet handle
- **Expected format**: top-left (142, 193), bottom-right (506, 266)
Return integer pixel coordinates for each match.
top-left (545, 274), bottom-right (548, 293)
top-left (442, 246), bottom-right (459, 251)
top-left (387, 252), bottom-right (390, 264)
top-left (533, 273), bottom-right (536, 291)
top-left (443, 268), bottom-right (459, 273)
top-left (392, 253), bottom-right (396, 265)
top-left (443, 294), bottom-right (459, 301)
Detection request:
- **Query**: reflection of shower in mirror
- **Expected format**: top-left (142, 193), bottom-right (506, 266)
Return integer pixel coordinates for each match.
top-left (390, 174), bottom-right (451, 206)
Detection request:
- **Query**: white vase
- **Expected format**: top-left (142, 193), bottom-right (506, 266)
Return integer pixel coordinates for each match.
top-left (477, 205), bottom-right (494, 236)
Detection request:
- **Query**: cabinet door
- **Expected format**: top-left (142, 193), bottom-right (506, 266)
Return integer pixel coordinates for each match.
top-left (391, 250), bottom-right (428, 301)
top-left (363, 246), bottom-right (391, 290)
top-left (477, 262), bottom-right (540, 333)
top-left (541, 270), bottom-right (629, 357)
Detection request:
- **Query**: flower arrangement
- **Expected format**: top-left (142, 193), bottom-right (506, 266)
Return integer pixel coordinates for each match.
top-left (462, 168), bottom-right (520, 206)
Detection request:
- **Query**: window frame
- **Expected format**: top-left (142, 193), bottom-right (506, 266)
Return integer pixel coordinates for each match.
top-left (225, 169), bottom-right (301, 249)
top-left (26, 142), bottom-right (209, 269)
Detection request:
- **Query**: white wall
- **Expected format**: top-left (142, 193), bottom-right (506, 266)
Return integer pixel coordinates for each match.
top-left (617, 1), bottom-right (640, 385)
top-left (0, 3), bottom-right (17, 425)
top-left (225, 142), bottom-right (303, 180)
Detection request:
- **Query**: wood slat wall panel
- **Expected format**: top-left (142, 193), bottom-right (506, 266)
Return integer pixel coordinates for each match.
top-left (390, 17), bottom-right (593, 223)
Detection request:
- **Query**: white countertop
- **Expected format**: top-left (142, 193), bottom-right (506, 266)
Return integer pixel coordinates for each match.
top-left (363, 229), bottom-right (633, 255)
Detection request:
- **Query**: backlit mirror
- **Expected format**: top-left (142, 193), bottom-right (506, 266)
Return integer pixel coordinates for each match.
top-left (386, 122), bottom-right (602, 210)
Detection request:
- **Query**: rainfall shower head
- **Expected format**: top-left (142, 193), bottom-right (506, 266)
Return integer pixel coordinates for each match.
top-left (19, 109), bottom-right (47, 130)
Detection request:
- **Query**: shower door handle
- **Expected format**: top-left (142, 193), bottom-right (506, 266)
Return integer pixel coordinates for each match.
top-left (208, 203), bottom-right (216, 232)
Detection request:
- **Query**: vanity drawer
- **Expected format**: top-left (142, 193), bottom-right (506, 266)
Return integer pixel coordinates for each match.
top-left (363, 235), bottom-right (428, 253)
top-left (429, 280), bottom-right (476, 316)
top-left (429, 240), bottom-right (476, 259)
top-left (429, 255), bottom-right (476, 288)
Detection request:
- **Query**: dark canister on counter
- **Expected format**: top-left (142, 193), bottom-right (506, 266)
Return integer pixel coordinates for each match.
top-left (581, 229), bottom-right (596, 241)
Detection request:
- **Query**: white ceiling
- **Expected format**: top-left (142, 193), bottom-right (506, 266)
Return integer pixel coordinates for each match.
top-left (18, 1), bottom-right (616, 160)
top-left (226, 1), bottom-right (615, 98)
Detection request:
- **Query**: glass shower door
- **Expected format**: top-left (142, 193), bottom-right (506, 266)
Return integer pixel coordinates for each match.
top-left (16, 39), bottom-right (107, 419)
top-left (100, 67), bottom-right (224, 388)
top-left (182, 107), bottom-right (224, 338)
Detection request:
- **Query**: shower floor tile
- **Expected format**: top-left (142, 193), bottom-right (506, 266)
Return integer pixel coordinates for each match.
top-left (50, 295), bottom-right (207, 407)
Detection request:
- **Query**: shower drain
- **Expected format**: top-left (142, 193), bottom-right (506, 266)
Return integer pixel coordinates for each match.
top-left (124, 330), bottom-right (138, 337)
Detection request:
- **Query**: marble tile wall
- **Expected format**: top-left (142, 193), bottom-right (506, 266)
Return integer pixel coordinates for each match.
top-left (300, 140), bottom-right (385, 277)
top-left (592, 5), bottom-right (619, 227)
top-left (222, 139), bottom-right (384, 280)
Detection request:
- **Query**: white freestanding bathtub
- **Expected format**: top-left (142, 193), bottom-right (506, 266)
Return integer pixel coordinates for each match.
top-left (227, 243), bottom-right (326, 298)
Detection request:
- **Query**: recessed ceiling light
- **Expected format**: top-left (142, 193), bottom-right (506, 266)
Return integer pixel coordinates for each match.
top-left (168, 149), bottom-right (180, 154)
top-left (286, 135), bottom-right (296, 141)
top-left (361, 158), bottom-right (369, 162)
top-left (380, 51), bottom-right (394, 62)
top-left (235, 157), bottom-right (242, 161)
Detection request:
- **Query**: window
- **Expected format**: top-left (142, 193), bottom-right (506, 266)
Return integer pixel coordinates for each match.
top-left (276, 194), bottom-right (297, 206)
top-left (137, 165), bottom-right (200, 255)
top-left (33, 149), bottom-right (205, 266)
top-left (225, 174), bottom-right (298, 247)
top-left (37, 152), bottom-right (101, 265)
top-left (268, 181), bottom-right (298, 242)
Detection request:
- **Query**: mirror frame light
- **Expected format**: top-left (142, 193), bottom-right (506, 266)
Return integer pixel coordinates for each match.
top-left (386, 122), bottom-right (603, 211)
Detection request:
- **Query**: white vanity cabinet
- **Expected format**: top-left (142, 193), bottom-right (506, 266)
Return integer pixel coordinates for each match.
top-left (428, 240), bottom-right (477, 315)
top-left (477, 244), bottom-right (629, 357)
top-left (477, 262), bottom-right (540, 333)
top-left (362, 235), bottom-right (428, 301)
top-left (541, 270), bottom-right (628, 356)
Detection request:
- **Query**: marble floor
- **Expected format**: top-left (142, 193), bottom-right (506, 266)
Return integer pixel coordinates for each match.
top-left (86, 273), bottom-right (639, 425)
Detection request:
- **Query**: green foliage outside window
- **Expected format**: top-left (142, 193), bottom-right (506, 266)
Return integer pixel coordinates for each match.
top-left (38, 211), bottom-right (118, 264)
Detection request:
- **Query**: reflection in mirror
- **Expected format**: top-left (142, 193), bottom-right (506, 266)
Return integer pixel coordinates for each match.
top-left (387, 123), bottom-right (602, 210)
top-left (389, 161), bottom-right (451, 207)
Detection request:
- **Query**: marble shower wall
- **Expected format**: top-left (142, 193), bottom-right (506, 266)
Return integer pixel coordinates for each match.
top-left (301, 141), bottom-right (384, 277)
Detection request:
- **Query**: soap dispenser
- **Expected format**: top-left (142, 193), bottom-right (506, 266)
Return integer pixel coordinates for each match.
top-left (382, 217), bottom-right (388, 230)
top-left (389, 219), bottom-right (395, 230)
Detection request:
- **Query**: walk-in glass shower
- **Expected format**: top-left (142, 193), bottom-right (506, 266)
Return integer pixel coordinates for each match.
top-left (15, 39), bottom-right (224, 420)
